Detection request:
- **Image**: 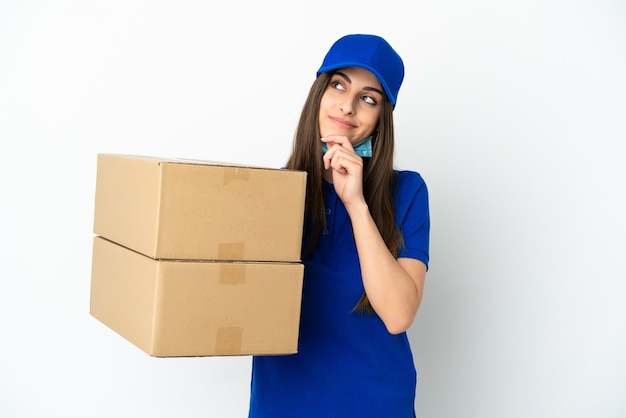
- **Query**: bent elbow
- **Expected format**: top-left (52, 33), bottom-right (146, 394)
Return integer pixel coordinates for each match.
top-left (383, 316), bottom-right (414, 335)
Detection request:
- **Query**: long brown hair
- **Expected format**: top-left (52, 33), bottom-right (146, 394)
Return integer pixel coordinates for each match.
top-left (285, 71), bottom-right (403, 313)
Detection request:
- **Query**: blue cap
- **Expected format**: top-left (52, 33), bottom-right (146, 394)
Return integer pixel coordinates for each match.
top-left (317, 34), bottom-right (405, 107)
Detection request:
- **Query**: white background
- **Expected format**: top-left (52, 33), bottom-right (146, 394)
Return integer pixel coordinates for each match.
top-left (1, 1), bottom-right (625, 417)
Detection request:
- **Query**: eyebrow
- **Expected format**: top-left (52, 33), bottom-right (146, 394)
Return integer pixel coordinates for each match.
top-left (334, 71), bottom-right (384, 97)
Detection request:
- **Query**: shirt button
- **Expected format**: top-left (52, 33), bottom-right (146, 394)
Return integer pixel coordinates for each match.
top-left (325, 208), bottom-right (332, 215)
top-left (322, 229), bottom-right (330, 235)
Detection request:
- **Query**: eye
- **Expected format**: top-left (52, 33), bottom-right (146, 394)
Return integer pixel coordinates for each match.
top-left (362, 95), bottom-right (377, 105)
top-left (330, 80), bottom-right (346, 91)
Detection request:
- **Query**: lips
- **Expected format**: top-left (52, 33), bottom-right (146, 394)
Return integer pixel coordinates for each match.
top-left (329, 116), bottom-right (356, 129)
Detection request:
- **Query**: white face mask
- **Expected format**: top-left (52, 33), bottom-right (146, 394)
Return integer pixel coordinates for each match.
top-left (321, 136), bottom-right (373, 157)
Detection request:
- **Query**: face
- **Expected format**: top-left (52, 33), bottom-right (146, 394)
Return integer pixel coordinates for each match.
top-left (318, 66), bottom-right (383, 145)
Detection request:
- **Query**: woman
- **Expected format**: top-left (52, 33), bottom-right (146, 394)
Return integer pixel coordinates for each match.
top-left (248, 34), bottom-right (430, 418)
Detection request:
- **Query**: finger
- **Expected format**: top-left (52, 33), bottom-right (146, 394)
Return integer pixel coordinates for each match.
top-left (328, 149), bottom-right (363, 174)
top-left (321, 135), bottom-right (353, 151)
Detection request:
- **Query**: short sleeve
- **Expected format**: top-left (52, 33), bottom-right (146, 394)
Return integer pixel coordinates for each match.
top-left (395, 170), bottom-right (430, 269)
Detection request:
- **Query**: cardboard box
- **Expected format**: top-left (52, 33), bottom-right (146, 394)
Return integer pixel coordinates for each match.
top-left (90, 236), bottom-right (304, 357)
top-left (93, 154), bottom-right (307, 262)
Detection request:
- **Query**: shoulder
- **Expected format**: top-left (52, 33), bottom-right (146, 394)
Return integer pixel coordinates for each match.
top-left (394, 170), bottom-right (431, 264)
top-left (395, 170), bottom-right (428, 198)
top-left (393, 170), bottom-right (430, 223)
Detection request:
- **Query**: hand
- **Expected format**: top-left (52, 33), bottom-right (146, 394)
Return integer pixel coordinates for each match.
top-left (321, 135), bottom-right (366, 207)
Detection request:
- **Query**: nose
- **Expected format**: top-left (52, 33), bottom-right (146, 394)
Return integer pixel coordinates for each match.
top-left (339, 96), bottom-right (356, 115)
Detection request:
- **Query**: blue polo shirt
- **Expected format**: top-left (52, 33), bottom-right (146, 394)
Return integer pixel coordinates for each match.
top-left (248, 170), bottom-right (430, 418)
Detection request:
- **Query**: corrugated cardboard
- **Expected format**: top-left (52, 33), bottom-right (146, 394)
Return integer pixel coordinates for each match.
top-left (93, 153), bottom-right (307, 262)
top-left (90, 236), bottom-right (304, 357)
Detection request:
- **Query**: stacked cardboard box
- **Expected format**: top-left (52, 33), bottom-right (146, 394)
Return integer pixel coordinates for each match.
top-left (89, 154), bottom-right (307, 357)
